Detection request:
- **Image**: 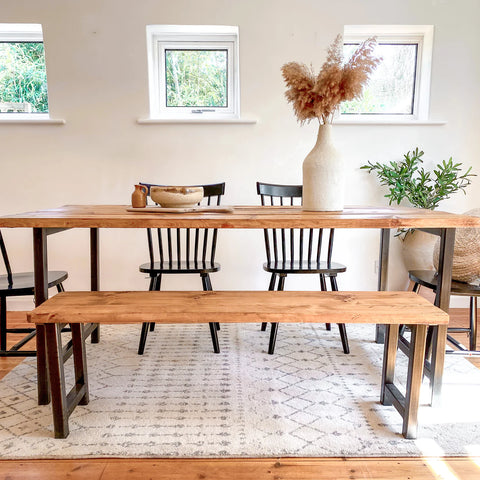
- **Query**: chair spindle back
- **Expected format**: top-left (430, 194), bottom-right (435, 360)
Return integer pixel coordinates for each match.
top-left (140, 183), bottom-right (225, 270)
top-left (257, 182), bottom-right (335, 268)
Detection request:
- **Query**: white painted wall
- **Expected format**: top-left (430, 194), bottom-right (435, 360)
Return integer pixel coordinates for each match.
top-left (1, 0), bottom-right (479, 309)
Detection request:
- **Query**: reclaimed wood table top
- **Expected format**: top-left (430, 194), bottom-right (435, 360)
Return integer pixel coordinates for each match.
top-left (1, 205), bottom-right (480, 229)
top-left (27, 291), bottom-right (449, 325)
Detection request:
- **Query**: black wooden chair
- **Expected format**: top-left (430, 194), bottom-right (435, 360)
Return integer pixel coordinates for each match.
top-left (137, 182), bottom-right (225, 355)
top-left (0, 230), bottom-right (68, 357)
top-left (409, 270), bottom-right (479, 352)
top-left (257, 182), bottom-right (350, 355)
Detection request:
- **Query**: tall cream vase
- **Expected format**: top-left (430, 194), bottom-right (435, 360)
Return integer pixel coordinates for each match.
top-left (302, 124), bottom-right (345, 211)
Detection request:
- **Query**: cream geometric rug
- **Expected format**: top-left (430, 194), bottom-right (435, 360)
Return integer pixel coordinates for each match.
top-left (1, 323), bottom-right (480, 458)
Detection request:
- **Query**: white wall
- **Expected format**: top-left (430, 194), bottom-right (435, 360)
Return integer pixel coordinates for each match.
top-left (1, 0), bottom-right (480, 309)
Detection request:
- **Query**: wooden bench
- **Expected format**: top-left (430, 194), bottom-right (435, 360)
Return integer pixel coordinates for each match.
top-left (27, 290), bottom-right (449, 440)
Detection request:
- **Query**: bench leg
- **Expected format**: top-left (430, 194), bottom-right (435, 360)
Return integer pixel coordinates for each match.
top-left (403, 324), bottom-right (427, 439)
top-left (44, 323), bottom-right (89, 439)
top-left (71, 324), bottom-right (89, 406)
top-left (428, 324), bottom-right (447, 407)
top-left (380, 324), bottom-right (398, 406)
top-left (45, 324), bottom-right (69, 438)
top-left (380, 324), bottom-right (428, 439)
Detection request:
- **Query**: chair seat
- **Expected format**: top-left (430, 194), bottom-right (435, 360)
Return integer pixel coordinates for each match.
top-left (139, 261), bottom-right (221, 275)
top-left (409, 270), bottom-right (480, 296)
top-left (0, 271), bottom-right (68, 296)
top-left (263, 260), bottom-right (346, 275)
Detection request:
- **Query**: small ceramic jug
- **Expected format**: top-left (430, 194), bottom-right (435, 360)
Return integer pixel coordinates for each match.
top-left (131, 184), bottom-right (148, 208)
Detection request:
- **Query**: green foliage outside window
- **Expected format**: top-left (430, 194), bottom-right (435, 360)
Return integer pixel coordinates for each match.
top-left (166, 49), bottom-right (227, 108)
top-left (0, 42), bottom-right (49, 112)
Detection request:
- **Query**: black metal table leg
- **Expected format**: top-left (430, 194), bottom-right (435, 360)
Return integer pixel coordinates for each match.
top-left (90, 228), bottom-right (100, 343)
top-left (375, 228), bottom-right (390, 344)
top-left (429, 228), bottom-right (455, 406)
top-left (33, 228), bottom-right (50, 405)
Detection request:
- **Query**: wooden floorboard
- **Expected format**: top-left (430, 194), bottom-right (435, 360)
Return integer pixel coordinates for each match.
top-left (1, 309), bottom-right (480, 479)
top-left (1, 457), bottom-right (480, 480)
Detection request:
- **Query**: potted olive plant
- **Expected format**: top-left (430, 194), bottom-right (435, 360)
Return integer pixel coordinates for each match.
top-left (361, 148), bottom-right (475, 269)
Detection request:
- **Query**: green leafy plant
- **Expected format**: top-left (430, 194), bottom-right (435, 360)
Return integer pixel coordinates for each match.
top-left (361, 148), bottom-right (475, 210)
top-left (0, 42), bottom-right (49, 112)
top-left (361, 148), bottom-right (475, 237)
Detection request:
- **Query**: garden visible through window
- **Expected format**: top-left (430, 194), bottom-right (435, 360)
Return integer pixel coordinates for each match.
top-left (342, 43), bottom-right (417, 115)
top-left (0, 24), bottom-right (49, 114)
top-left (146, 25), bottom-right (240, 120)
top-left (165, 49), bottom-right (228, 108)
top-left (341, 25), bottom-right (433, 121)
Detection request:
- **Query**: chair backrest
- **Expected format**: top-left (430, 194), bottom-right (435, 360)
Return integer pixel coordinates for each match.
top-left (256, 182), bottom-right (335, 267)
top-left (140, 182), bottom-right (225, 269)
top-left (0, 230), bottom-right (13, 286)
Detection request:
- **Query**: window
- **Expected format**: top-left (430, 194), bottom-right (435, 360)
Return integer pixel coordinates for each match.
top-left (0, 24), bottom-right (49, 117)
top-left (340, 25), bottom-right (434, 122)
top-left (146, 25), bottom-right (240, 120)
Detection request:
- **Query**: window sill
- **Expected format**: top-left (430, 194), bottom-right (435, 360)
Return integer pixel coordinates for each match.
top-left (137, 117), bottom-right (257, 125)
top-left (333, 119), bottom-right (447, 126)
top-left (0, 116), bottom-right (65, 125)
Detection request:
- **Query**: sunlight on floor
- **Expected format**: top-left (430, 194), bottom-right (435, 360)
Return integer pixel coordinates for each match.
top-left (417, 440), bottom-right (459, 480)
top-left (424, 458), bottom-right (460, 480)
top-left (466, 445), bottom-right (480, 472)
top-left (417, 441), bottom-right (480, 479)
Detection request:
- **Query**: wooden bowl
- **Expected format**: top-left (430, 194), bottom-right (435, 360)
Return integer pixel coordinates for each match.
top-left (150, 186), bottom-right (204, 208)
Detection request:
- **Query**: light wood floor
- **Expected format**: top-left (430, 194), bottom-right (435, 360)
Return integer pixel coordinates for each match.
top-left (1, 310), bottom-right (480, 480)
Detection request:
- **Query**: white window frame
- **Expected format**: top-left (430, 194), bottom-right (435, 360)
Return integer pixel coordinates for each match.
top-left (339, 25), bottom-right (434, 123)
top-left (0, 23), bottom-right (51, 121)
top-left (146, 25), bottom-right (240, 121)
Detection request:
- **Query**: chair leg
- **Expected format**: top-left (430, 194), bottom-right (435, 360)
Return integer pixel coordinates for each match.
top-left (56, 283), bottom-right (65, 293)
top-left (0, 296), bottom-right (6, 352)
top-left (150, 275), bottom-right (162, 333)
top-left (338, 324), bottom-right (350, 354)
top-left (202, 273), bottom-right (220, 353)
top-left (330, 275), bottom-right (350, 354)
top-left (203, 274), bottom-right (220, 330)
top-left (268, 323), bottom-right (279, 355)
top-left (138, 323), bottom-right (150, 355)
top-left (268, 274), bottom-right (286, 355)
top-left (138, 275), bottom-right (162, 355)
top-left (261, 273), bottom-right (277, 331)
top-left (320, 274), bottom-right (331, 331)
top-left (470, 296), bottom-right (477, 351)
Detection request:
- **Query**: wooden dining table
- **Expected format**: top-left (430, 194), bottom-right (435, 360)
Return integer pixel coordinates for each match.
top-left (1, 204), bottom-right (479, 407)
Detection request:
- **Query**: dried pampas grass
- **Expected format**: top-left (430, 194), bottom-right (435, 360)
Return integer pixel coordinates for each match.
top-left (282, 35), bottom-right (381, 125)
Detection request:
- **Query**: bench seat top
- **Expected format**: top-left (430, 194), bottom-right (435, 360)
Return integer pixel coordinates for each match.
top-left (27, 291), bottom-right (449, 326)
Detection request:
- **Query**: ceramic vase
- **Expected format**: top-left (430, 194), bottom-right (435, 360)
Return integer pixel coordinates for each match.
top-left (302, 124), bottom-right (344, 211)
top-left (131, 184), bottom-right (148, 208)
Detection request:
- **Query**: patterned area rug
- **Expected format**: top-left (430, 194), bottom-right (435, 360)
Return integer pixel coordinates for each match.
top-left (1, 323), bottom-right (480, 458)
